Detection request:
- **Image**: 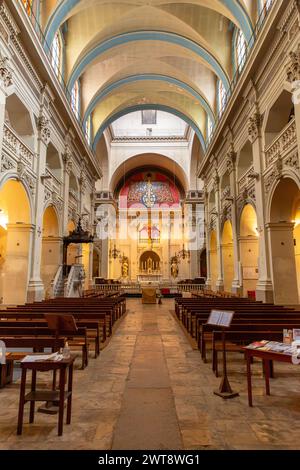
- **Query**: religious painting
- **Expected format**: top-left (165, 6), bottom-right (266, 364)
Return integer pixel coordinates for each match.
top-left (119, 171), bottom-right (180, 209)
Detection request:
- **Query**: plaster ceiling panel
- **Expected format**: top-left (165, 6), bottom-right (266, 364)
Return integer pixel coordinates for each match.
top-left (91, 85), bottom-right (206, 140)
top-left (64, 3), bottom-right (137, 77)
top-left (79, 4), bottom-right (211, 55)
top-left (157, 4), bottom-right (233, 73)
top-left (75, 38), bottom-right (217, 107)
top-left (80, 53), bottom-right (215, 115)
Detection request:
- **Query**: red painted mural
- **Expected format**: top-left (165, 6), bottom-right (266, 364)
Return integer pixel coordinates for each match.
top-left (119, 171), bottom-right (181, 209)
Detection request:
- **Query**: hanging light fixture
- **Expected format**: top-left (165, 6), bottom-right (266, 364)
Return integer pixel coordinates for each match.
top-left (177, 243), bottom-right (190, 261)
top-left (109, 243), bottom-right (121, 260)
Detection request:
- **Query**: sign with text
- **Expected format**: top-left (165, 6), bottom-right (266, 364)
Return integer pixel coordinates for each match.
top-left (207, 310), bottom-right (234, 328)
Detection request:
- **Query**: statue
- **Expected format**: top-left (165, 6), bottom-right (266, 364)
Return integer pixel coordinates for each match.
top-left (171, 256), bottom-right (179, 279)
top-left (121, 257), bottom-right (129, 278)
top-left (147, 256), bottom-right (152, 273)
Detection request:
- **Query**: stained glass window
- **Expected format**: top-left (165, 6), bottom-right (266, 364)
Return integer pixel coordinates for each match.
top-left (51, 32), bottom-right (61, 77)
top-left (22, 0), bottom-right (32, 16)
top-left (141, 110), bottom-right (157, 125)
top-left (218, 80), bottom-right (226, 115)
top-left (85, 116), bottom-right (91, 143)
top-left (236, 30), bottom-right (247, 73)
top-left (207, 117), bottom-right (213, 142)
top-left (71, 81), bottom-right (79, 118)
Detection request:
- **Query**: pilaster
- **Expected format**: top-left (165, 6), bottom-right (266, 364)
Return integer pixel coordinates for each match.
top-left (226, 146), bottom-right (242, 295)
top-left (27, 97), bottom-right (52, 302)
top-left (248, 107), bottom-right (274, 303)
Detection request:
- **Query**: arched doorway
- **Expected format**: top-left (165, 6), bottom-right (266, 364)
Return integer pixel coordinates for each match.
top-left (139, 250), bottom-right (160, 272)
top-left (41, 206), bottom-right (61, 297)
top-left (93, 249), bottom-right (100, 278)
top-left (268, 177), bottom-right (300, 304)
top-left (210, 231), bottom-right (217, 290)
top-left (200, 249), bottom-right (207, 278)
top-left (239, 204), bottom-right (259, 297)
top-left (0, 180), bottom-right (31, 304)
top-left (222, 220), bottom-right (234, 292)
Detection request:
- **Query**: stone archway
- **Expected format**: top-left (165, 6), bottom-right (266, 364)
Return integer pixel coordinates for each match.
top-left (239, 204), bottom-right (259, 298)
top-left (0, 179), bottom-right (32, 304)
top-left (139, 250), bottom-right (160, 272)
top-left (41, 206), bottom-right (61, 297)
top-left (268, 177), bottom-right (300, 304)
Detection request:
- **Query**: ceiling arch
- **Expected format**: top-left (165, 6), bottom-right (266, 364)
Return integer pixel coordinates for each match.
top-left (93, 104), bottom-right (206, 152)
top-left (44, 0), bottom-right (253, 48)
top-left (109, 153), bottom-right (189, 194)
top-left (83, 74), bottom-right (215, 126)
top-left (67, 31), bottom-right (231, 94)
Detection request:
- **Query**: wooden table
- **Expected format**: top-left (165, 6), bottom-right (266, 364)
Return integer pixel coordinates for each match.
top-left (243, 346), bottom-right (293, 407)
top-left (17, 354), bottom-right (76, 436)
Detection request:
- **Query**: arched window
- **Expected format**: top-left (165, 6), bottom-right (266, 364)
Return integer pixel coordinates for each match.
top-left (262, 0), bottom-right (272, 12)
top-left (85, 116), bottom-right (91, 143)
top-left (207, 117), bottom-right (213, 143)
top-left (51, 32), bottom-right (61, 77)
top-left (22, 0), bottom-right (33, 16)
top-left (71, 81), bottom-right (79, 118)
top-left (218, 80), bottom-right (226, 115)
top-left (236, 30), bottom-right (247, 73)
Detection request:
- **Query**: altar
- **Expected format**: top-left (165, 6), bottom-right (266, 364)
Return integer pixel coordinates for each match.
top-left (138, 274), bottom-right (162, 283)
top-left (142, 287), bottom-right (157, 304)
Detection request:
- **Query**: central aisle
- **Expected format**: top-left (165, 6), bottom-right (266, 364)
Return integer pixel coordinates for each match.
top-left (111, 301), bottom-right (183, 449)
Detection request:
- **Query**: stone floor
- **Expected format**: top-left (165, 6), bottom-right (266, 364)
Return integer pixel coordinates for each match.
top-left (1, 298), bottom-right (300, 450)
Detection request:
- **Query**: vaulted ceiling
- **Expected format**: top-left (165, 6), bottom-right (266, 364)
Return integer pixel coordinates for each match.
top-left (41, 1), bottom-right (257, 150)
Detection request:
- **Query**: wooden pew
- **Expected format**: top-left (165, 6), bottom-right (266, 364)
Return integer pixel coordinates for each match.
top-left (0, 326), bottom-right (89, 369)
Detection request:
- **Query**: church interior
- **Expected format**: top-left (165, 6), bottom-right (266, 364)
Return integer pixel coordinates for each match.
top-left (1, 0), bottom-right (300, 452)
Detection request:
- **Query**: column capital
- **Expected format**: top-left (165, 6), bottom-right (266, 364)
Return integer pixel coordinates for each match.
top-left (0, 53), bottom-right (13, 90)
top-left (62, 148), bottom-right (73, 174)
top-left (286, 44), bottom-right (300, 86)
top-left (226, 144), bottom-right (236, 173)
top-left (213, 174), bottom-right (219, 192)
top-left (80, 172), bottom-right (87, 194)
top-left (37, 115), bottom-right (51, 146)
top-left (248, 111), bottom-right (262, 143)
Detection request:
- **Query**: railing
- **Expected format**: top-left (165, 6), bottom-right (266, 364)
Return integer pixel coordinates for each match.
top-left (94, 282), bottom-right (205, 295)
top-left (45, 167), bottom-right (62, 197)
top-left (65, 264), bottom-right (85, 297)
top-left (265, 118), bottom-right (297, 167)
top-left (51, 264), bottom-right (63, 298)
top-left (95, 284), bottom-right (122, 293)
top-left (177, 284), bottom-right (205, 293)
top-left (3, 124), bottom-right (35, 169)
top-left (18, 0), bottom-right (276, 153)
top-left (238, 166), bottom-right (254, 193)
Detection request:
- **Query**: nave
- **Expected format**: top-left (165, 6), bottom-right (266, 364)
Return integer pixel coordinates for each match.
top-left (1, 299), bottom-right (300, 450)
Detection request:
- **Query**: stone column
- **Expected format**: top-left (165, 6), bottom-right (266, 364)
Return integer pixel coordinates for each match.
top-left (2, 224), bottom-right (34, 305)
top-left (204, 189), bottom-right (211, 289)
top-left (27, 114), bottom-right (51, 302)
top-left (226, 147), bottom-right (242, 294)
top-left (266, 222), bottom-right (298, 305)
top-left (214, 174), bottom-right (224, 291)
top-left (0, 54), bottom-right (13, 158)
top-left (248, 109), bottom-right (274, 303)
top-left (62, 147), bottom-right (72, 236)
top-left (88, 188), bottom-right (96, 287)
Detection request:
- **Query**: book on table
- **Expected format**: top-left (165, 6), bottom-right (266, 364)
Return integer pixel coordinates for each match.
top-left (21, 352), bottom-right (63, 363)
top-left (246, 341), bottom-right (294, 355)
